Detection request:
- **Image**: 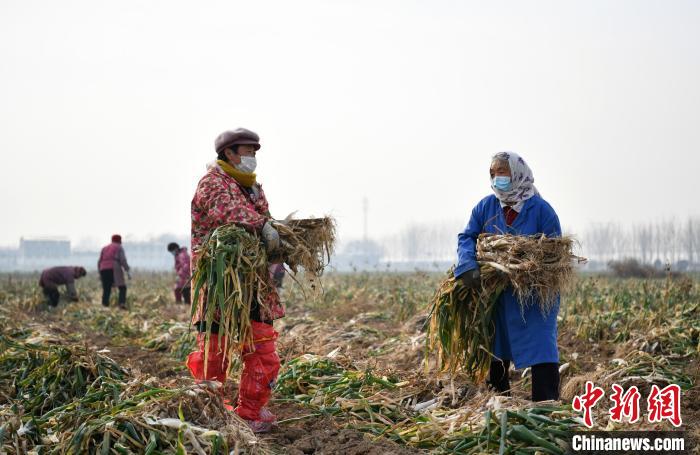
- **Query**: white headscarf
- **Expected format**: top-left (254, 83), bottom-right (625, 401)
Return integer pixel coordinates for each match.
top-left (490, 151), bottom-right (539, 212)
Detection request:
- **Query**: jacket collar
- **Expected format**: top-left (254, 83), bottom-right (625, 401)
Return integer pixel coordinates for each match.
top-left (510, 195), bottom-right (537, 229)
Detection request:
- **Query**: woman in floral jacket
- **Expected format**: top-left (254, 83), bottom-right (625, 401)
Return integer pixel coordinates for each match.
top-left (187, 127), bottom-right (283, 433)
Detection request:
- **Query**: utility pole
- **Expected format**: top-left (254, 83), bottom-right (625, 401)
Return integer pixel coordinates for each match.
top-left (362, 197), bottom-right (368, 243)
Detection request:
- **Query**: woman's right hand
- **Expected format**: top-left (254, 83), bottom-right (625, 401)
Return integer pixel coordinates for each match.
top-left (456, 268), bottom-right (481, 289)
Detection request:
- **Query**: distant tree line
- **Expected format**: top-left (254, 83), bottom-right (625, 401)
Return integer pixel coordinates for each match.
top-left (371, 217), bottom-right (700, 268)
top-left (380, 220), bottom-right (463, 262)
top-left (583, 218), bottom-right (699, 266)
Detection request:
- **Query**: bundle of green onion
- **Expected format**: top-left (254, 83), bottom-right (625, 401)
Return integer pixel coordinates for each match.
top-left (191, 218), bottom-right (336, 375)
top-left (190, 224), bottom-right (270, 372)
top-left (426, 268), bottom-right (504, 380)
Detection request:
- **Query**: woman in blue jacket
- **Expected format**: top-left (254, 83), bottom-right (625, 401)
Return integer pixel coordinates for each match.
top-left (455, 151), bottom-right (561, 401)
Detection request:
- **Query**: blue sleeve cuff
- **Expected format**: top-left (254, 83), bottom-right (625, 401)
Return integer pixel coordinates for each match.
top-left (454, 261), bottom-right (477, 278)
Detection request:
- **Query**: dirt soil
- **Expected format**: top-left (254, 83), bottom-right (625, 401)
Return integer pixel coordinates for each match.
top-left (265, 404), bottom-right (421, 455)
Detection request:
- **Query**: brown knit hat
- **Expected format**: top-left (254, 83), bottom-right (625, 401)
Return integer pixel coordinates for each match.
top-left (215, 128), bottom-right (261, 153)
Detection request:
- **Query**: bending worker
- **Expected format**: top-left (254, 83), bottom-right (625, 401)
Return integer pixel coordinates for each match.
top-left (187, 127), bottom-right (283, 433)
top-left (455, 151), bottom-right (562, 402)
top-left (39, 266), bottom-right (87, 307)
top-left (167, 242), bottom-right (191, 304)
top-left (98, 234), bottom-right (131, 309)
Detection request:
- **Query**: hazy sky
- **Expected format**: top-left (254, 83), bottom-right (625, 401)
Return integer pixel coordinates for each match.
top-left (1, 0), bottom-right (698, 249)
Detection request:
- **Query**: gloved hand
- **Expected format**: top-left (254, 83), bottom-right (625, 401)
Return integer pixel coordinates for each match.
top-left (261, 221), bottom-right (281, 253)
top-left (456, 268), bottom-right (481, 290)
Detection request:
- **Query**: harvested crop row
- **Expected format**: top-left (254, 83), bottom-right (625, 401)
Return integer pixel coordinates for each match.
top-left (0, 335), bottom-right (262, 454)
top-left (274, 353), bottom-right (580, 453)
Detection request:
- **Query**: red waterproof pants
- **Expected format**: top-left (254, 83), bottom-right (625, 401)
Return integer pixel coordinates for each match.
top-left (186, 333), bottom-right (229, 383)
top-left (186, 322), bottom-right (280, 421)
top-left (236, 321), bottom-right (281, 421)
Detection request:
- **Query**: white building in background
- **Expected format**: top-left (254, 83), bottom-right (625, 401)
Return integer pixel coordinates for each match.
top-left (19, 238), bottom-right (71, 257)
top-left (331, 238), bottom-right (385, 271)
top-left (121, 237), bottom-right (189, 270)
top-left (0, 235), bottom-right (190, 272)
top-left (15, 237), bottom-right (71, 270)
top-left (0, 248), bottom-right (17, 270)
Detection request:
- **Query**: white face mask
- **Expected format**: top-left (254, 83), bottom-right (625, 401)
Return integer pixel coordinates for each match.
top-left (235, 156), bottom-right (257, 173)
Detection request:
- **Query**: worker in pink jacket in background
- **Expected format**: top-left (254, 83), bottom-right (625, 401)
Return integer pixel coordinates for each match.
top-left (167, 242), bottom-right (191, 304)
top-left (98, 234), bottom-right (131, 309)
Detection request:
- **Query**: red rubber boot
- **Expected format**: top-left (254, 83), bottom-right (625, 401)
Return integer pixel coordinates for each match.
top-left (235, 322), bottom-right (281, 432)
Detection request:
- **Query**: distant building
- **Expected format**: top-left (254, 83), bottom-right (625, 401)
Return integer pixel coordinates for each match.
top-left (331, 239), bottom-right (384, 271)
top-left (123, 238), bottom-right (189, 270)
top-left (19, 238), bottom-right (70, 258)
top-left (14, 238), bottom-right (71, 271)
top-left (0, 235), bottom-right (190, 272)
top-left (0, 248), bottom-right (17, 270)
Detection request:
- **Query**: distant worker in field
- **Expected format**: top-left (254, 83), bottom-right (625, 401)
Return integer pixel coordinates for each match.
top-left (269, 262), bottom-right (285, 292)
top-left (39, 266), bottom-right (87, 307)
top-left (98, 234), bottom-right (131, 309)
top-left (167, 242), bottom-right (191, 304)
top-left (187, 127), bottom-right (283, 433)
top-left (456, 152), bottom-right (562, 401)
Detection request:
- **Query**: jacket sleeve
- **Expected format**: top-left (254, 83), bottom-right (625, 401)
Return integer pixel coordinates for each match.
top-left (66, 282), bottom-right (78, 300)
top-left (539, 201), bottom-right (562, 238)
top-left (117, 246), bottom-right (130, 272)
top-left (203, 177), bottom-right (268, 232)
top-left (455, 202), bottom-right (483, 277)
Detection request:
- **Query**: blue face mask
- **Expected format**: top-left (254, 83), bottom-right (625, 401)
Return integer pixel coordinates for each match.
top-left (492, 176), bottom-right (512, 192)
